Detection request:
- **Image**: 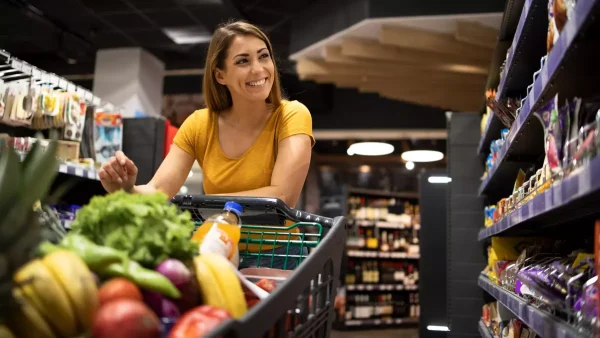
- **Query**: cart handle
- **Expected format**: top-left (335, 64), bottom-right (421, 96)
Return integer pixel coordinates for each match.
top-left (171, 195), bottom-right (335, 227)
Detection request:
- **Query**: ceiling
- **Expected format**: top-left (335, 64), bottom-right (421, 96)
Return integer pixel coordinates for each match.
top-left (291, 13), bottom-right (503, 112)
top-left (0, 0), bottom-right (316, 75)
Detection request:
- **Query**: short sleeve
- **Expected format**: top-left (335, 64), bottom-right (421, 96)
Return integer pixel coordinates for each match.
top-left (277, 101), bottom-right (315, 147)
top-left (172, 109), bottom-right (209, 165)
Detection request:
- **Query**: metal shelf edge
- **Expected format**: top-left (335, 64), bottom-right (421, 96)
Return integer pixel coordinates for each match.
top-left (58, 163), bottom-right (100, 181)
top-left (479, 320), bottom-right (494, 338)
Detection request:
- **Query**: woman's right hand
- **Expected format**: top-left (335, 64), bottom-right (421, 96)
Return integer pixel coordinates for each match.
top-left (98, 151), bottom-right (138, 193)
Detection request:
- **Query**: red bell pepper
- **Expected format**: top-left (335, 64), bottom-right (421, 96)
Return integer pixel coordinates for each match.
top-left (168, 305), bottom-right (231, 338)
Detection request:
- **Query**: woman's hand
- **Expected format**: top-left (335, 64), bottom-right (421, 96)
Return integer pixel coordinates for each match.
top-left (98, 151), bottom-right (138, 193)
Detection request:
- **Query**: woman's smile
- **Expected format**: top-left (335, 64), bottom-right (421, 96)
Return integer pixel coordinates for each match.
top-left (246, 77), bottom-right (269, 88)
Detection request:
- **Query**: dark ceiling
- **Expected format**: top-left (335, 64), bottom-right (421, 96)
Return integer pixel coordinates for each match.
top-left (0, 0), bottom-right (315, 75)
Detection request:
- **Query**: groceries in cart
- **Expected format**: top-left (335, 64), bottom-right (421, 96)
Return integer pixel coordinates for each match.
top-left (5, 189), bottom-right (296, 338)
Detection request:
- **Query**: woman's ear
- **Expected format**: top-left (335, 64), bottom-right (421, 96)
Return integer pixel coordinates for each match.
top-left (215, 69), bottom-right (227, 86)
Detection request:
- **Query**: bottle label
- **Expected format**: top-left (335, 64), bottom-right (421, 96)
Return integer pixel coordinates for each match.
top-left (200, 224), bottom-right (233, 259)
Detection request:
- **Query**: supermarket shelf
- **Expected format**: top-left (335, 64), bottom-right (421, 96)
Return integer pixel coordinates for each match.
top-left (479, 320), bottom-right (494, 338)
top-left (343, 317), bottom-right (419, 327)
top-left (347, 250), bottom-right (420, 259)
top-left (478, 0), bottom-right (600, 201)
top-left (479, 154), bottom-right (600, 240)
top-left (58, 163), bottom-right (99, 180)
top-left (478, 276), bottom-right (592, 338)
top-left (346, 284), bottom-right (418, 292)
top-left (354, 220), bottom-right (411, 229)
top-left (478, 112), bottom-right (505, 155)
top-left (496, 0), bottom-right (548, 100)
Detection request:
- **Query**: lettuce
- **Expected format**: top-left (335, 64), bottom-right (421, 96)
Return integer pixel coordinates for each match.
top-left (71, 191), bottom-right (196, 267)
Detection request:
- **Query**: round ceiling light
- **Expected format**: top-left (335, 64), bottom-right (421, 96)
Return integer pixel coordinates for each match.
top-left (405, 161), bottom-right (415, 170)
top-left (347, 142), bottom-right (394, 156)
top-left (401, 150), bottom-right (444, 162)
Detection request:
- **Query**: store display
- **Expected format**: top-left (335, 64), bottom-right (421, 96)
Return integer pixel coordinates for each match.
top-left (338, 190), bottom-right (420, 329)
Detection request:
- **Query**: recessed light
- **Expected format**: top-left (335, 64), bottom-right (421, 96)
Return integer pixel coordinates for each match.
top-left (401, 150), bottom-right (444, 162)
top-left (163, 26), bottom-right (212, 45)
top-left (359, 165), bottom-right (371, 173)
top-left (347, 142), bottom-right (394, 156)
top-left (179, 185), bottom-right (189, 194)
top-left (188, 171), bottom-right (194, 178)
top-left (428, 176), bottom-right (452, 184)
top-left (405, 161), bottom-right (415, 170)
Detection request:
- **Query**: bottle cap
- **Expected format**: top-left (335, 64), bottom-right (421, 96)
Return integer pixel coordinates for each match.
top-left (224, 201), bottom-right (243, 216)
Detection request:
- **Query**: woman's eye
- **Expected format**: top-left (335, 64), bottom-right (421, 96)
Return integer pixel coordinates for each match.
top-left (235, 58), bottom-right (248, 65)
top-left (260, 53), bottom-right (270, 59)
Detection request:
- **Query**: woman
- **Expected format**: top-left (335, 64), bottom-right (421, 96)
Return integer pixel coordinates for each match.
top-left (98, 21), bottom-right (314, 269)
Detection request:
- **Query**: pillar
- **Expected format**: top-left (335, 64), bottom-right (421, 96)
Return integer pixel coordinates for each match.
top-left (93, 48), bottom-right (165, 118)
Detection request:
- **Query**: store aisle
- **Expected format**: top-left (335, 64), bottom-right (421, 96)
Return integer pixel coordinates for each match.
top-left (331, 328), bottom-right (418, 338)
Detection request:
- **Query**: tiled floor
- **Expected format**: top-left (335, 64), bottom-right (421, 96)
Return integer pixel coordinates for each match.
top-left (331, 328), bottom-right (418, 338)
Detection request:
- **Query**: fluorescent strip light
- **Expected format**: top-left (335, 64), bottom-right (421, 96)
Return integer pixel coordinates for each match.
top-left (427, 325), bottom-right (450, 331)
top-left (428, 176), bottom-right (452, 184)
top-left (163, 26), bottom-right (212, 45)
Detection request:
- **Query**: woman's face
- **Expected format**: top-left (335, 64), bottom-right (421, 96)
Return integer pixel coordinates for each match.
top-left (216, 35), bottom-right (275, 103)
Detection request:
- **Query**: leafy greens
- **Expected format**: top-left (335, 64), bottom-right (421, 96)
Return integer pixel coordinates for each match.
top-left (71, 191), bottom-right (196, 267)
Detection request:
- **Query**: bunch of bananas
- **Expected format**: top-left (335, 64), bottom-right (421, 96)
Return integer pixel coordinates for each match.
top-left (0, 133), bottom-right (61, 317)
top-left (194, 253), bottom-right (247, 319)
top-left (7, 249), bottom-right (98, 338)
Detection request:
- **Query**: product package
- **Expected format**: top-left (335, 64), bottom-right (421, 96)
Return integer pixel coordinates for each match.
top-left (94, 111), bottom-right (123, 164)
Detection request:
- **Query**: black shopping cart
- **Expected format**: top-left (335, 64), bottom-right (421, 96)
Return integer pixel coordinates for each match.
top-left (171, 195), bottom-right (347, 338)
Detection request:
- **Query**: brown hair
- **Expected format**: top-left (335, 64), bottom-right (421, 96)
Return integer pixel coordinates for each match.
top-left (203, 21), bottom-right (283, 113)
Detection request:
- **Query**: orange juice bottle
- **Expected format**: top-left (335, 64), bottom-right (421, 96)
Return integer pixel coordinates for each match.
top-left (191, 201), bottom-right (243, 260)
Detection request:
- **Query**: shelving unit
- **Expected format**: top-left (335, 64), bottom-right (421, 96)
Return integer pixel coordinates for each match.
top-left (58, 163), bottom-right (100, 181)
top-left (479, 0), bottom-right (600, 200)
top-left (475, 0), bottom-right (600, 337)
top-left (336, 187), bottom-right (420, 329)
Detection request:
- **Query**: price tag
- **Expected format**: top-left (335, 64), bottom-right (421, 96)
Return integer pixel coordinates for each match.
top-left (373, 320), bottom-right (381, 325)
top-left (357, 285), bottom-right (365, 291)
top-left (75, 168), bottom-right (84, 177)
top-left (366, 285), bottom-right (373, 291)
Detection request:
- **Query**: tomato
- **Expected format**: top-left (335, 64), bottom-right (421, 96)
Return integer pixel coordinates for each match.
top-left (93, 299), bottom-right (161, 338)
top-left (255, 279), bottom-right (276, 293)
top-left (98, 278), bottom-right (143, 306)
top-left (168, 306), bottom-right (231, 338)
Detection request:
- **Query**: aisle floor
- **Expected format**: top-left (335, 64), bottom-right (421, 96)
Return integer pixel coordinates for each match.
top-left (331, 328), bottom-right (418, 338)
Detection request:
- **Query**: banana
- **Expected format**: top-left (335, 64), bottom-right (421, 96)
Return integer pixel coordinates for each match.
top-left (14, 259), bottom-right (77, 337)
top-left (42, 249), bottom-right (99, 331)
top-left (200, 253), bottom-right (247, 319)
top-left (7, 288), bottom-right (56, 338)
top-left (193, 256), bottom-right (228, 310)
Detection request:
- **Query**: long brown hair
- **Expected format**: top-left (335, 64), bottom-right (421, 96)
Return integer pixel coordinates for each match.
top-left (203, 21), bottom-right (283, 113)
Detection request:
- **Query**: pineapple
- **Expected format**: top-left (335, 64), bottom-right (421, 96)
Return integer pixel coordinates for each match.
top-left (0, 134), bottom-right (60, 317)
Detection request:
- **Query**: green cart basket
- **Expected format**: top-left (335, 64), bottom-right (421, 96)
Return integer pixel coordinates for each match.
top-left (171, 195), bottom-right (347, 338)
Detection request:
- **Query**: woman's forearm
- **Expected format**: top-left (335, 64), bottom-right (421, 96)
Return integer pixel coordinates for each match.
top-left (131, 184), bottom-right (158, 195)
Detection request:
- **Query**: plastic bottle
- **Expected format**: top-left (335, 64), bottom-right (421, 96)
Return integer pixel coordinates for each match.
top-left (191, 201), bottom-right (243, 261)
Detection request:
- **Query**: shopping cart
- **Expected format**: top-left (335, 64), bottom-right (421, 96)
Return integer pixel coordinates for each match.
top-left (171, 195), bottom-right (347, 338)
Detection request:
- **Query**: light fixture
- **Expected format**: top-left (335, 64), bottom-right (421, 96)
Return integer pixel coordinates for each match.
top-left (359, 165), bottom-right (371, 173)
top-left (428, 176), bottom-right (452, 184)
top-left (426, 325), bottom-right (450, 332)
top-left (347, 142), bottom-right (394, 156)
top-left (188, 171), bottom-right (194, 178)
top-left (405, 161), bottom-right (415, 170)
top-left (163, 26), bottom-right (212, 44)
top-left (401, 150), bottom-right (444, 162)
top-left (179, 185), bottom-right (189, 194)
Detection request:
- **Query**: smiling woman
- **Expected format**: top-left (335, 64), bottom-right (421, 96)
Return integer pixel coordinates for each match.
top-left (97, 21), bottom-right (315, 270)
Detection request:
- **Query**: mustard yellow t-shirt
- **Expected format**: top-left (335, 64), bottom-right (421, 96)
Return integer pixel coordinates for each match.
top-left (173, 100), bottom-right (315, 251)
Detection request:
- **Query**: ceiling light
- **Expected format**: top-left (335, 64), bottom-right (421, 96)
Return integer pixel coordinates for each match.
top-left (428, 176), bottom-right (452, 184)
top-left (188, 171), bottom-right (194, 178)
top-left (427, 325), bottom-right (450, 332)
top-left (179, 185), bottom-right (189, 194)
top-left (67, 58), bottom-right (77, 65)
top-left (401, 150), bottom-right (444, 162)
top-left (347, 142), bottom-right (394, 156)
top-left (359, 165), bottom-right (371, 173)
top-left (405, 161), bottom-right (415, 170)
top-left (164, 26), bottom-right (212, 45)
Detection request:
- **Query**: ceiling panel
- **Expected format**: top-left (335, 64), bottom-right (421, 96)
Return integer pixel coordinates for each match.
top-left (78, 0), bottom-right (132, 14)
top-left (101, 13), bottom-right (156, 31)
